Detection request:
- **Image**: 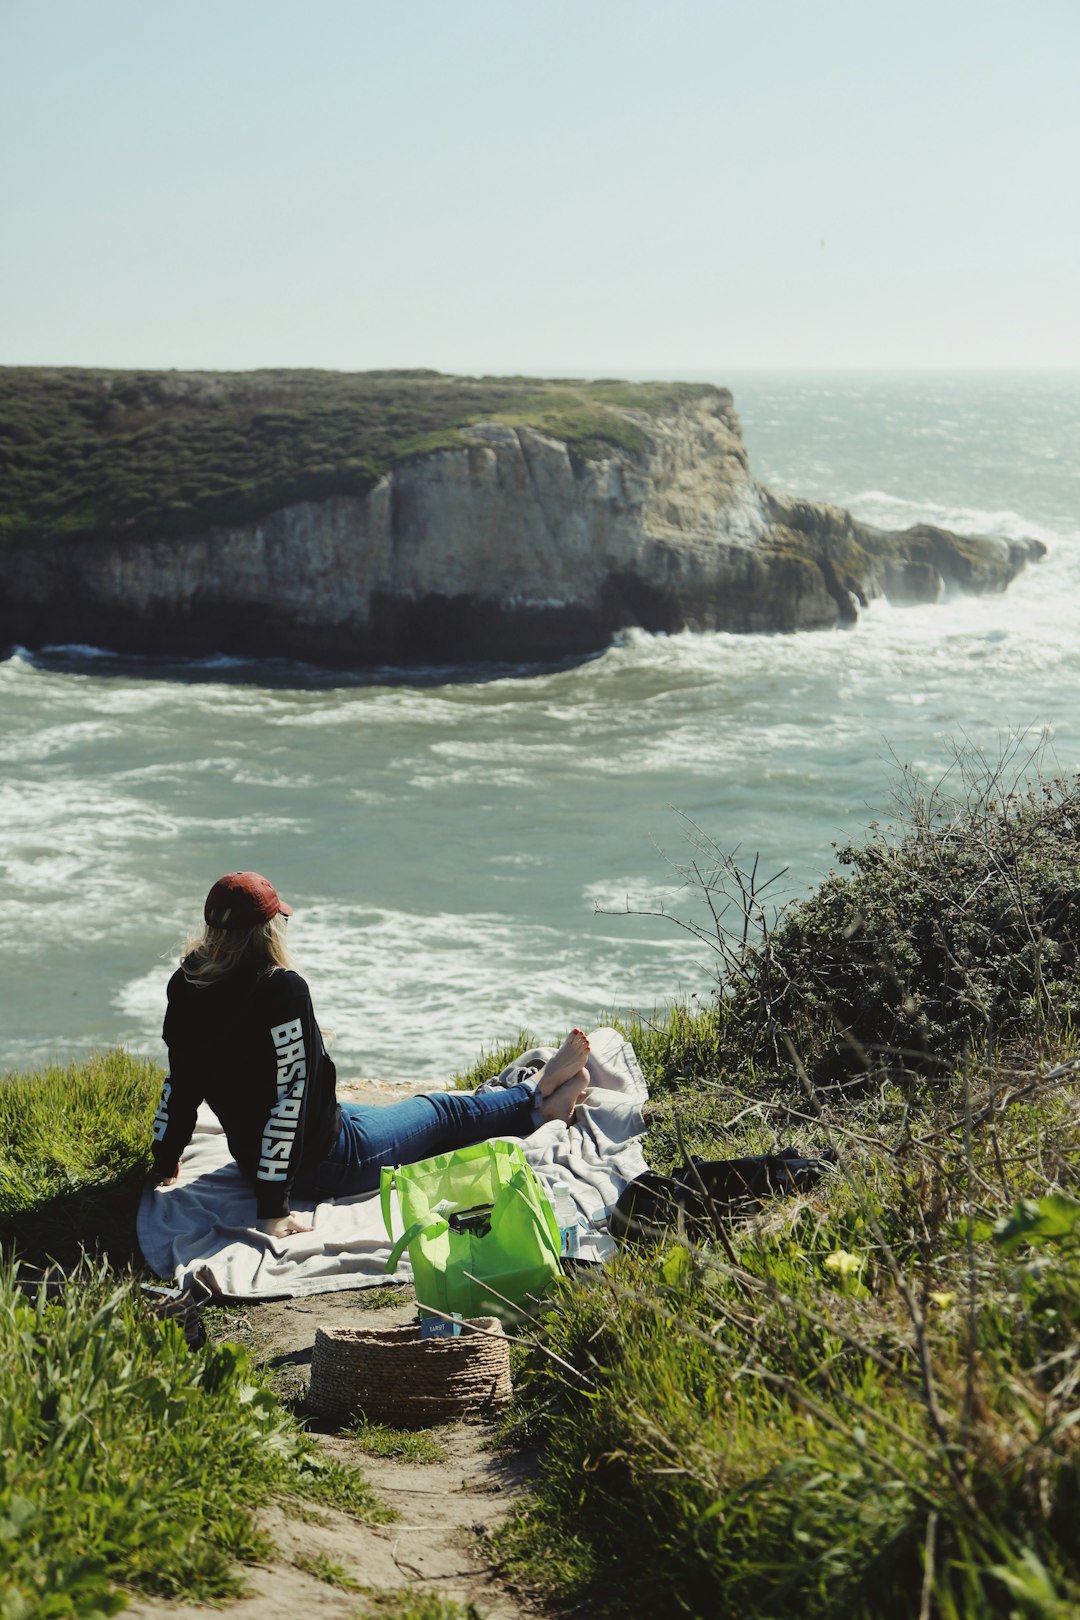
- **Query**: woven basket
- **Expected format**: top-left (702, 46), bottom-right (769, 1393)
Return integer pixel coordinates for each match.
top-left (307, 1316), bottom-right (512, 1427)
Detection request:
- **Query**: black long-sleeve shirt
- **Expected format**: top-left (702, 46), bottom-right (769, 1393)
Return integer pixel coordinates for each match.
top-left (152, 961), bottom-right (342, 1218)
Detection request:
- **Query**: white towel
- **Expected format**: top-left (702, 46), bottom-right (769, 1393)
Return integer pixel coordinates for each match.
top-left (136, 1026), bottom-right (648, 1300)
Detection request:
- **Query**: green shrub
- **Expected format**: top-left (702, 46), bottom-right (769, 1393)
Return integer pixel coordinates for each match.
top-left (748, 781), bottom-right (1079, 1084)
top-left (635, 762), bottom-right (1080, 1100)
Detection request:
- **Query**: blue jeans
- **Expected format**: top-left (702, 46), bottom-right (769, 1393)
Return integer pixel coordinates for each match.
top-left (294, 1082), bottom-right (539, 1201)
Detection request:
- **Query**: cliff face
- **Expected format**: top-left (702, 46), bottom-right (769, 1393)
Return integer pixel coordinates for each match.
top-left (0, 390), bottom-right (1043, 665)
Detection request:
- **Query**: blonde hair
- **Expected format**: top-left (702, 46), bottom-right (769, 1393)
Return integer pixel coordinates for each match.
top-left (181, 913), bottom-right (295, 982)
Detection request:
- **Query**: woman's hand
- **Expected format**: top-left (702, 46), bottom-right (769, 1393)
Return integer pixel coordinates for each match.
top-left (157, 1161), bottom-right (182, 1187)
top-left (257, 1214), bottom-right (314, 1238)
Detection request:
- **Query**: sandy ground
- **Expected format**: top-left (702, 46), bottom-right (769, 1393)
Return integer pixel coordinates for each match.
top-left (125, 1080), bottom-right (546, 1620)
top-left (125, 1288), bottom-right (544, 1620)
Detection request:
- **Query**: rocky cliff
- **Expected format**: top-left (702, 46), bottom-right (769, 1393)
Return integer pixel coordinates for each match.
top-left (0, 374), bottom-right (1043, 665)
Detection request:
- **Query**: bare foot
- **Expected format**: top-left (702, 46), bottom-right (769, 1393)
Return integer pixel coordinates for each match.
top-left (539, 1068), bottom-right (590, 1125)
top-left (538, 1028), bottom-right (590, 1097)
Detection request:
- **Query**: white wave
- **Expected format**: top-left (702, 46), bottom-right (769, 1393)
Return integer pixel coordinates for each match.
top-left (580, 875), bottom-right (683, 911)
top-left (0, 719), bottom-right (124, 764)
top-left (39, 642), bottom-right (124, 660)
top-left (109, 756), bottom-right (241, 784)
top-left (193, 653), bottom-right (259, 670)
top-left (0, 771), bottom-right (305, 951)
top-left (429, 737), bottom-right (579, 763)
top-left (114, 898), bottom-right (709, 1080)
top-left (260, 690), bottom-right (472, 730)
top-left (36, 643), bottom-right (337, 681)
top-left (840, 490), bottom-right (1067, 548)
top-left (409, 765), bottom-right (536, 790)
top-left (230, 768), bottom-right (320, 790)
top-left (71, 684), bottom-right (184, 717)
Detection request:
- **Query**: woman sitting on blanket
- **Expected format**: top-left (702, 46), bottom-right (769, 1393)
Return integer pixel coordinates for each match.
top-left (149, 871), bottom-right (591, 1238)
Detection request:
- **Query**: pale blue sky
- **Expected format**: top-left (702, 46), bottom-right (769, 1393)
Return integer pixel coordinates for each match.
top-left (2, 0), bottom-right (1078, 371)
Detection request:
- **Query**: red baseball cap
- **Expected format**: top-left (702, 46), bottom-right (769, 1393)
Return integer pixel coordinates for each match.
top-left (204, 872), bottom-right (293, 931)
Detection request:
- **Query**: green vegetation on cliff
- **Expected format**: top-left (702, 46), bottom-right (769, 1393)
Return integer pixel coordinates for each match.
top-left (0, 367), bottom-right (724, 549)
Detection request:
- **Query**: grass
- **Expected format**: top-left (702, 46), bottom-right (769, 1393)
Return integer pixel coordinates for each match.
top-left (0, 367), bottom-right (726, 550)
top-left (496, 1072), bottom-right (1080, 1618)
top-left (355, 1592), bottom-right (484, 1619)
top-left (346, 1418), bottom-right (451, 1464)
top-left (0, 1259), bottom-right (392, 1616)
top-left (450, 1029), bottom-right (537, 1091)
top-left (0, 1048), bottom-right (164, 1268)
top-left (347, 1283), bottom-right (415, 1311)
top-left (292, 1551), bottom-right (364, 1590)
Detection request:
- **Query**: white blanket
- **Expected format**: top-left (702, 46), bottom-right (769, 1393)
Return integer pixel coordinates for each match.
top-left (136, 1026), bottom-right (648, 1300)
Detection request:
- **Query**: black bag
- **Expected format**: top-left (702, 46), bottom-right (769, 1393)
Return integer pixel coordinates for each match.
top-left (610, 1147), bottom-right (836, 1245)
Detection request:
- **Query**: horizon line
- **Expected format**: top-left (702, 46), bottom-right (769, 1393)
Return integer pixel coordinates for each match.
top-left (2, 360), bottom-right (1080, 378)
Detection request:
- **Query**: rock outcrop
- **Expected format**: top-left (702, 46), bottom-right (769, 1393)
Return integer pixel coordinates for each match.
top-left (0, 387), bottom-right (1043, 666)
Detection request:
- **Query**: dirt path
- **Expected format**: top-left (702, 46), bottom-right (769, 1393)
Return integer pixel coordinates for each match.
top-left (125, 1288), bottom-right (541, 1620)
top-left (127, 1080), bottom-right (545, 1620)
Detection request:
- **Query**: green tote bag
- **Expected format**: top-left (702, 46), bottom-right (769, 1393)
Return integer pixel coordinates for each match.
top-left (381, 1139), bottom-right (562, 1326)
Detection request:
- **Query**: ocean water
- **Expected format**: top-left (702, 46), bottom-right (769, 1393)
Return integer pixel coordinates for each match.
top-left (1, 372), bottom-right (1077, 1081)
